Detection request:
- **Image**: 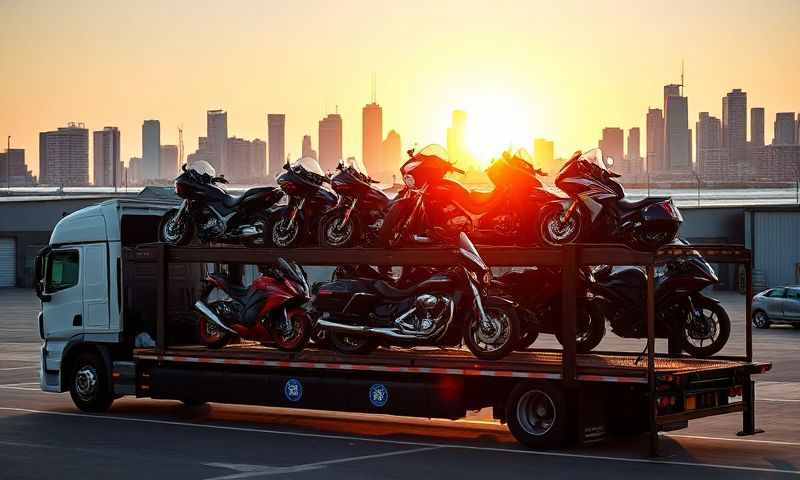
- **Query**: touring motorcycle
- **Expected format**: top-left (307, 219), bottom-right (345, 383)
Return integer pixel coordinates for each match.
top-left (539, 149), bottom-right (682, 250)
top-left (491, 266), bottom-right (606, 353)
top-left (159, 161), bottom-right (284, 246)
top-left (318, 158), bottom-right (392, 247)
top-left (267, 157), bottom-right (339, 247)
top-left (194, 258), bottom-right (312, 351)
top-left (312, 233), bottom-right (520, 360)
top-left (589, 242), bottom-right (730, 357)
top-left (378, 146), bottom-right (558, 247)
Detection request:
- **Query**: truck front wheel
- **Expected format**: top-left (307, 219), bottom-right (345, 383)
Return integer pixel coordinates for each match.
top-left (506, 382), bottom-right (568, 449)
top-left (69, 351), bottom-right (113, 413)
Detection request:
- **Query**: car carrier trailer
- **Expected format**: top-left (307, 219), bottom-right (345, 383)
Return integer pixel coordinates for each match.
top-left (35, 200), bottom-right (770, 455)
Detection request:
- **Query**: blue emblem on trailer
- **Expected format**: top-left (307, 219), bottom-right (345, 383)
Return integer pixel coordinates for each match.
top-left (369, 383), bottom-right (389, 407)
top-left (284, 378), bottom-right (302, 402)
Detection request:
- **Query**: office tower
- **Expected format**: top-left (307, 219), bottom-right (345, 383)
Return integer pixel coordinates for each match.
top-left (267, 114), bottom-right (286, 177)
top-left (664, 84), bottom-right (690, 170)
top-left (696, 112), bottom-right (722, 178)
top-left (187, 136), bottom-right (213, 166)
top-left (447, 110), bottom-right (471, 165)
top-left (722, 89), bottom-right (748, 167)
top-left (225, 137), bottom-right (251, 182)
top-left (362, 101), bottom-right (383, 174)
top-left (39, 123), bottom-right (89, 186)
top-left (599, 128), bottom-right (625, 172)
top-left (796, 118), bottom-right (800, 144)
top-left (626, 128), bottom-right (641, 174)
top-left (533, 138), bottom-right (554, 172)
top-left (381, 130), bottom-right (402, 183)
top-left (160, 145), bottom-right (179, 179)
top-left (646, 108), bottom-right (665, 173)
top-left (773, 112), bottom-right (796, 145)
top-left (93, 126), bottom-right (120, 187)
top-left (141, 119), bottom-right (161, 182)
top-left (251, 139), bottom-right (267, 178)
top-left (750, 107), bottom-right (765, 147)
top-left (319, 112), bottom-right (343, 172)
top-left (301, 135), bottom-right (317, 159)
top-left (0, 149), bottom-right (33, 185)
top-left (207, 110), bottom-right (228, 171)
top-left (128, 157), bottom-right (142, 185)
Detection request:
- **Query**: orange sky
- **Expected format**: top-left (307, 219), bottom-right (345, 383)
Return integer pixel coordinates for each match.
top-left (1, 0), bottom-right (798, 177)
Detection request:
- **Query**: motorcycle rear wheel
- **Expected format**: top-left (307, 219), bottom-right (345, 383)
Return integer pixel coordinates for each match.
top-left (198, 313), bottom-right (231, 349)
top-left (554, 302), bottom-right (605, 353)
top-left (159, 208), bottom-right (194, 246)
top-left (539, 204), bottom-right (582, 246)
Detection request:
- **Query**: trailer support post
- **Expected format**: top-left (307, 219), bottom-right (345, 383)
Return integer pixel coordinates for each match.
top-left (646, 264), bottom-right (658, 457)
top-left (156, 243), bottom-right (167, 354)
top-left (745, 260), bottom-right (753, 362)
top-left (561, 245), bottom-right (577, 385)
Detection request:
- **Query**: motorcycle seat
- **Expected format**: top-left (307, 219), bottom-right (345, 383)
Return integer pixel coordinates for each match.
top-left (617, 196), bottom-right (669, 211)
top-left (372, 276), bottom-right (453, 299)
top-left (209, 273), bottom-right (250, 300)
top-left (223, 187), bottom-right (280, 209)
top-left (468, 190), bottom-right (496, 205)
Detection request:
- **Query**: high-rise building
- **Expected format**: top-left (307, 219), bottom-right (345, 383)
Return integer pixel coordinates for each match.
top-left (381, 130), bottom-right (402, 184)
top-left (626, 128), bottom-right (641, 174)
top-left (39, 123), bottom-right (89, 186)
top-left (533, 138), bottom-right (555, 173)
top-left (796, 118), bottom-right (800, 144)
top-left (599, 128), bottom-right (624, 172)
top-left (447, 110), bottom-right (472, 166)
top-left (93, 126), bottom-right (120, 187)
top-left (128, 157), bottom-right (142, 185)
top-left (301, 135), bottom-right (317, 160)
top-left (160, 145), bottom-right (179, 180)
top-left (646, 108), bottom-right (665, 173)
top-left (267, 114), bottom-right (286, 177)
top-left (0, 149), bottom-right (33, 185)
top-left (664, 84), bottom-right (690, 170)
top-left (207, 110), bottom-right (228, 172)
top-left (722, 89), bottom-right (748, 168)
top-left (141, 119), bottom-right (160, 182)
top-left (773, 112), bottom-right (796, 145)
top-left (251, 139), bottom-right (267, 178)
top-left (319, 113), bottom-right (343, 172)
top-left (696, 112), bottom-right (722, 179)
top-left (362, 101), bottom-right (383, 175)
top-left (750, 107), bottom-right (765, 147)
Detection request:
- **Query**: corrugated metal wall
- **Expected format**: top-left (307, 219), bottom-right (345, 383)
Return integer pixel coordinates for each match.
top-left (751, 211), bottom-right (800, 287)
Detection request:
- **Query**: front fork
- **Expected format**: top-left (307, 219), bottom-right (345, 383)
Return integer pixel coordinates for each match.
top-left (465, 269), bottom-right (491, 328)
top-left (174, 199), bottom-right (189, 223)
top-left (338, 198), bottom-right (358, 229)
top-left (562, 198), bottom-right (579, 222)
top-left (285, 197), bottom-right (306, 228)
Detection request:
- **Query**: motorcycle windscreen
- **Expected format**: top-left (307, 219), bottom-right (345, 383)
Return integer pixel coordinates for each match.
top-left (277, 258), bottom-right (309, 294)
top-left (188, 160), bottom-right (216, 178)
top-left (457, 233), bottom-right (488, 273)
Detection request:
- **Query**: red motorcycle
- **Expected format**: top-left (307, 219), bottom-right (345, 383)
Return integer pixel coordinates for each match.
top-left (194, 259), bottom-right (312, 351)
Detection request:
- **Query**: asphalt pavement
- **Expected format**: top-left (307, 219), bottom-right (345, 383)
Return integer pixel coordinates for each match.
top-left (1, 287), bottom-right (799, 479)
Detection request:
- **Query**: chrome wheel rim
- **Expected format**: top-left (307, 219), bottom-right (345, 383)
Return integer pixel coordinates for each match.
top-left (162, 214), bottom-right (185, 243)
top-left (326, 217), bottom-right (353, 246)
top-left (753, 312), bottom-right (768, 328)
top-left (74, 365), bottom-right (98, 402)
top-left (471, 308), bottom-right (511, 353)
top-left (273, 218), bottom-right (299, 247)
top-left (685, 307), bottom-right (719, 348)
top-left (516, 390), bottom-right (556, 436)
top-left (544, 212), bottom-right (577, 243)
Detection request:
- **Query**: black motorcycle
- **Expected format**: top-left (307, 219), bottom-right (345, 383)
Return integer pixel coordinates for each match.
top-left (589, 245), bottom-right (730, 357)
top-left (491, 266), bottom-right (605, 353)
top-left (159, 161), bottom-right (284, 246)
top-left (539, 149), bottom-right (682, 251)
top-left (318, 159), bottom-right (391, 247)
top-left (311, 233), bottom-right (519, 360)
top-left (267, 157), bottom-right (339, 247)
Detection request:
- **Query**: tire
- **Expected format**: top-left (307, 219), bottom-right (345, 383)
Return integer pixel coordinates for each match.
top-left (377, 200), bottom-right (414, 247)
top-left (243, 213), bottom-right (269, 248)
top-left (198, 310), bottom-right (231, 349)
top-left (555, 302), bottom-right (605, 354)
top-left (681, 296), bottom-right (731, 358)
top-left (752, 310), bottom-right (771, 329)
top-left (329, 331), bottom-right (377, 355)
top-left (159, 208), bottom-right (194, 246)
top-left (539, 203), bottom-right (582, 247)
top-left (268, 209), bottom-right (304, 248)
top-left (319, 210), bottom-right (361, 247)
top-left (464, 304), bottom-right (519, 361)
top-left (270, 308), bottom-right (312, 352)
top-left (69, 351), bottom-right (113, 413)
top-left (506, 382), bottom-right (568, 449)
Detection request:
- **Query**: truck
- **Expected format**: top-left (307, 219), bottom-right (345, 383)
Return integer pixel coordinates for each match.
top-left (35, 199), bottom-right (771, 454)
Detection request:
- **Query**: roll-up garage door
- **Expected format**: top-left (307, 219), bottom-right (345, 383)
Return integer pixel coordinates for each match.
top-left (0, 238), bottom-right (16, 287)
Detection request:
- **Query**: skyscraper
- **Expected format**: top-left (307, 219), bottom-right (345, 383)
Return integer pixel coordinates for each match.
top-left (696, 112), bottom-right (722, 178)
top-left (141, 119), bottom-right (161, 181)
top-left (207, 110), bottom-right (228, 172)
top-left (646, 108), bottom-right (665, 173)
top-left (362, 101), bottom-right (383, 174)
top-left (750, 107), bottom-right (765, 147)
top-left (773, 112), bottom-right (796, 145)
top-left (722, 89), bottom-right (748, 167)
top-left (267, 114), bottom-right (286, 177)
top-left (160, 145), bottom-right (179, 180)
top-left (0, 149), bottom-right (33, 185)
top-left (626, 128), bottom-right (641, 174)
top-left (93, 126), bottom-right (120, 187)
top-left (381, 130), bottom-right (402, 183)
top-left (664, 84), bottom-right (691, 170)
top-left (128, 157), bottom-right (142, 185)
top-left (533, 138), bottom-right (554, 172)
top-left (301, 135), bottom-right (317, 159)
top-left (39, 123), bottom-right (89, 186)
top-left (599, 128), bottom-right (624, 172)
top-left (447, 110), bottom-right (471, 165)
top-left (319, 112), bottom-right (343, 172)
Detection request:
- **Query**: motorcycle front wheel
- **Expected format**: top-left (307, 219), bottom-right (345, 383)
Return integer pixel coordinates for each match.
top-left (159, 208), bottom-right (194, 246)
top-left (197, 311), bottom-right (231, 349)
top-left (539, 204), bottom-right (582, 247)
top-left (268, 210), bottom-right (304, 248)
top-left (319, 210), bottom-right (361, 247)
top-left (270, 308), bottom-right (311, 352)
top-left (465, 305), bottom-right (519, 360)
top-left (680, 296), bottom-right (730, 358)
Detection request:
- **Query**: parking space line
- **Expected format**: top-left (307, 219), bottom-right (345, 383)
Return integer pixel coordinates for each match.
top-left (666, 434), bottom-right (800, 447)
top-left (0, 406), bottom-right (797, 475)
top-left (760, 398), bottom-right (800, 403)
top-left (0, 382), bottom-right (39, 387)
top-left (0, 366), bottom-right (37, 371)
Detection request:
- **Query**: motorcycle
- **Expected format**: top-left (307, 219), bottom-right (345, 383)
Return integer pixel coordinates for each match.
top-left (318, 158), bottom-right (391, 247)
top-left (311, 233), bottom-right (520, 360)
top-left (194, 258), bottom-right (313, 351)
top-left (378, 146), bottom-right (558, 247)
top-left (268, 157), bottom-right (339, 247)
top-left (539, 149), bottom-right (682, 250)
top-left (491, 266), bottom-right (606, 353)
top-left (159, 161), bottom-right (284, 246)
top-left (589, 243), bottom-right (730, 357)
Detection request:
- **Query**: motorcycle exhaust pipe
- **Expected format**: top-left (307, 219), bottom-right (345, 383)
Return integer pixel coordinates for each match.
top-left (316, 319), bottom-right (421, 340)
top-left (194, 301), bottom-right (238, 335)
top-left (412, 235), bottom-right (433, 243)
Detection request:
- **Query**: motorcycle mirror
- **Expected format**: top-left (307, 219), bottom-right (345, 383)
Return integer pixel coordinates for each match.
top-left (181, 163), bottom-right (187, 172)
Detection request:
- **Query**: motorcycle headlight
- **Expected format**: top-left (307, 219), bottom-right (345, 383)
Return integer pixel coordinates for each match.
top-left (403, 174), bottom-right (416, 188)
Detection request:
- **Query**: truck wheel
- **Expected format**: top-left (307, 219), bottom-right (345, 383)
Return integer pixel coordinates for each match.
top-left (506, 382), bottom-right (568, 449)
top-left (69, 351), bottom-right (113, 413)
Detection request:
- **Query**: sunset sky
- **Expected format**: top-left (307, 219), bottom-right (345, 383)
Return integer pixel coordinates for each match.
top-left (1, 0), bottom-right (798, 176)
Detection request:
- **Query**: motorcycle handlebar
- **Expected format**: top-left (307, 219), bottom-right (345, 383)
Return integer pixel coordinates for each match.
top-left (450, 166), bottom-right (465, 175)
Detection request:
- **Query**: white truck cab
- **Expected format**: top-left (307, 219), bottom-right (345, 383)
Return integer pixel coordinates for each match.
top-left (35, 199), bottom-right (172, 409)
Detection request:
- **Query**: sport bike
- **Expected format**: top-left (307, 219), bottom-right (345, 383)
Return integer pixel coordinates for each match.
top-left (194, 258), bottom-right (312, 351)
top-left (539, 149), bottom-right (682, 250)
top-left (160, 161), bottom-right (284, 246)
top-left (268, 157), bottom-right (339, 247)
top-left (312, 233), bottom-right (519, 360)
